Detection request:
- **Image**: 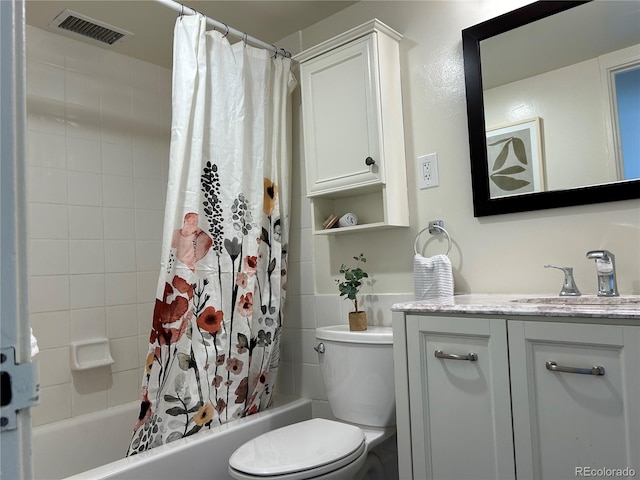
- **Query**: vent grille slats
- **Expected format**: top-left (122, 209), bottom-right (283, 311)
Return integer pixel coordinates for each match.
top-left (58, 16), bottom-right (125, 45)
top-left (49, 9), bottom-right (132, 46)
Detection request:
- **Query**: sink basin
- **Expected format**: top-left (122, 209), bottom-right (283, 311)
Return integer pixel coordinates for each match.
top-left (513, 296), bottom-right (640, 306)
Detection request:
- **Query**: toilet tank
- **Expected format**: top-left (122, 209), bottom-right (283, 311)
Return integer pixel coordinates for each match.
top-left (315, 325), bottom-right (395, 428)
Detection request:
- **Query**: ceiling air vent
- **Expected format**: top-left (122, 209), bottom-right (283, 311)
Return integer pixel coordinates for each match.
top-left (49, 9), bottom-right (133, 46)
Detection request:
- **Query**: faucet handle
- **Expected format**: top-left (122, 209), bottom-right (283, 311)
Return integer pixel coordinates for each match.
top-left (586, 249), bottom-right (614, 261)
top-left (544, 264), bottom-right (581, 297)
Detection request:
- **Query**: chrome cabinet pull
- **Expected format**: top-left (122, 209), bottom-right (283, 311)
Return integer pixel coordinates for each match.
top-left (545, 361), bottom-right (605, 376)
top-left (435, 349), bottom-right (478, 361)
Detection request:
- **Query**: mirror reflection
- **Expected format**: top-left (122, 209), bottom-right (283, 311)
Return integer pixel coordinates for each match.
top-left (463, 0), bottom-right (640, 216)
top-left (480, 0), bottom-right (639, 198)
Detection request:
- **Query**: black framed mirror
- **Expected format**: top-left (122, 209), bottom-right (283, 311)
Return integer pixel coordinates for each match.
top-left (462, 1), bottom-right (640, 217)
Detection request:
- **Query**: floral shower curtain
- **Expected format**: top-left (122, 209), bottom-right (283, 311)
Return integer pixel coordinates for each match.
top-left (127, 15), bottom-right (296, 455)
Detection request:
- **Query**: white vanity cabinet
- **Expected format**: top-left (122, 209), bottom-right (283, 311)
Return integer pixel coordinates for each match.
top-left (509, 320), bottom-right (640, 480)
top-left (403, 315), bottom-right (516, 480)
top-left (393, 307), bottom-right (640, 480)
top-left (295, 19), bottom-right (409, 234)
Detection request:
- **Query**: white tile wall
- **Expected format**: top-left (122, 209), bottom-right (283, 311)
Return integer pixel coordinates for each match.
top-left (102, 175), bottom-right (134, 208)
top-left (28, 131), bottom-right (67, 169)
top-left (26, 25), bottom-right (170, 426)
top-left (30, 311), bottom-right (70, 349)
top-left (27, 97), bottom-right (66, 135)
top-left (105, 273), bottom-right (138, 306)
top-left (29, 240), bottom-right (69, 275)
top-left (67, 171), bottom-right (103, 206)
top-left (34, 385), bottom-right (72, 426)
top-left (104, 241), bottom-right (136, 273)
top-left (27, 61), bottom-right (65, 101)
top-left (69, 308), bottom-right (105, 343)
top-left (30, 275), bottom-right (70, 313)
top-left (68, 206), bottom-right (103, 239)
top-left (71, 370), bottom-right (108, 417)
top-left (67, 137), bottom-right (102, 173)
top-left (69, 274), bottom-right (105, 309)
top-left (29, 204), bottom-right (69, 239)
top-left (69, 240), bottom-right (105, 274)
top-left (106, 305), bottom-right (138, 339)
top-left (104, 208), bottom-right (135, 240)
top-left (102, 142), bottom-right (133, 177)
top-left (29, 167), bottom-right (68, 204)
top-left (135, 210), bottom-right (163, 240)
top-left (37, 347), bottom-right (71, 386)
top-left (108, 370), bottom-right (141, 406)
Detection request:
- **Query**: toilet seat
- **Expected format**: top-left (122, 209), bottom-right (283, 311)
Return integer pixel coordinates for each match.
top-left (228, 418), bottom-right (366, 480)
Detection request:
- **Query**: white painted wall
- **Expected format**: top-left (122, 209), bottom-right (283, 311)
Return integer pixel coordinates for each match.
top-left (297, 1), bottom-right (640, 298)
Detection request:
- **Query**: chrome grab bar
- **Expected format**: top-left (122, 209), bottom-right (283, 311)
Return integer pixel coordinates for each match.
top-left (435, 349), bottom-right (478, 362)
top-left (546, 361), bottom-right (605, 376)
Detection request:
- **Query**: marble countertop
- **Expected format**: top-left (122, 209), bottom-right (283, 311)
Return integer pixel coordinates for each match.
top-left (391, 294), bottom-right (640, 319)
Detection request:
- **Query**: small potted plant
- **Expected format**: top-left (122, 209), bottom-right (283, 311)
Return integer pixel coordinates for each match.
top-left (336, 253), bottom-right (369, 331)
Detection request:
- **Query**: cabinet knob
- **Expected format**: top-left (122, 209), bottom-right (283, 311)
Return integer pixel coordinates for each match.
top-left (365, 156), bottom-right (375, 166)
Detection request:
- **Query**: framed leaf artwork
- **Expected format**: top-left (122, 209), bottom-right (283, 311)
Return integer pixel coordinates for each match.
top-left (486, 118), bottom-right (544, 198)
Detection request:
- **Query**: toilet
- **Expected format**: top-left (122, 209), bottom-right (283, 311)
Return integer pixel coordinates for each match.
top-left (228, 325), bottom-right (395, 480)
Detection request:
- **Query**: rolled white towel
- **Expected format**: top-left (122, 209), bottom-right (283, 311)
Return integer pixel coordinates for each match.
top-left (30, 328), bottom-right (39, 358)
top-left (414, 253), bottom-right (454, 301)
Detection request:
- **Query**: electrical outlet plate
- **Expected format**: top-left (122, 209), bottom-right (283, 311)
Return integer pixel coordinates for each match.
top-left (418, 153), bottom-right (439, 189)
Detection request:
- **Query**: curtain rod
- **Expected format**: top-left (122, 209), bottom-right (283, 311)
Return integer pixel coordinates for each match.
top-left (154, 0), bottom-right (292, 58)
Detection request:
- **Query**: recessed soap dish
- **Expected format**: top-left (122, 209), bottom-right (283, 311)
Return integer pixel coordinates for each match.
top-left (70, 338), bottom-right (114, 371)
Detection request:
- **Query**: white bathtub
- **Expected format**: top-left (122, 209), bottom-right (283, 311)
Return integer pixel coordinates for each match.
top-left (32, 395), bottom-right (312, 480)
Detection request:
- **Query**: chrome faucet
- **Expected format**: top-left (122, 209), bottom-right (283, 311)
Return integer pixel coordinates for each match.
top-left (585, 250), bottom-right (619, 297)
top-left (544, 265), bottom-right (581, 296)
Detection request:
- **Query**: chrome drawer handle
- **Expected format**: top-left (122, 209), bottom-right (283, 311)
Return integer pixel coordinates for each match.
top-left (435, 349), bottom-right (478, 361)
top-left (545, 361), bottom-right (605, 376)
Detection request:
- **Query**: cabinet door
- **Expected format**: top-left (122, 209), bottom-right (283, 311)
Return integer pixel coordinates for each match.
top-left (509, 321), bottom-right (640, 480)
top-left (406, 315), bottom-right (515, 479)
top-left (300, 34), bottom-right (383, 196)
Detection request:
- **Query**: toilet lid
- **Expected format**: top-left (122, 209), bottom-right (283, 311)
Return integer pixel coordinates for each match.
top-left (228, 418), bottom-right (365, 477)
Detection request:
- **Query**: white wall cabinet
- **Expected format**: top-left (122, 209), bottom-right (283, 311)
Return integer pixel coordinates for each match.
top-left (300, 35), bottom-right (382, 194)
top-left (296, 19), bottom-right (409, 234)
top-left (393, 313), bottom-right (640, 480)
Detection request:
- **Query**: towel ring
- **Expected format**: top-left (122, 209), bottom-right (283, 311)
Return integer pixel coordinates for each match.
top-left (414, 223), bottom-right (452, 257)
